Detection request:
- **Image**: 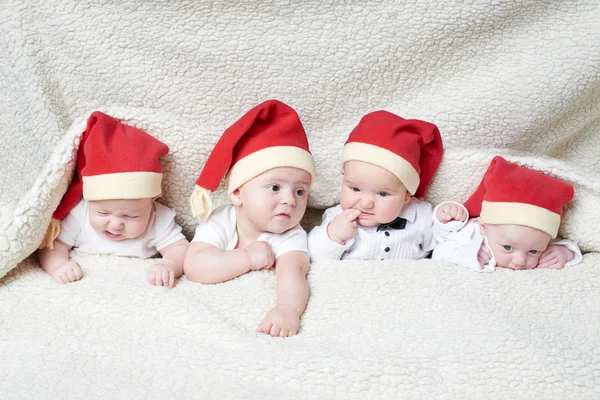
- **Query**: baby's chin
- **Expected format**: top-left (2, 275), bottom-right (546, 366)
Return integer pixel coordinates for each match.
top-left (264, 219), bottom-right (300, 234)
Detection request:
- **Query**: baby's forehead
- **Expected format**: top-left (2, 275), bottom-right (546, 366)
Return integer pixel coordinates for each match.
top-left (343, 161), bottom-right (404, 187)
top-left (487, 223), bottom-right (551, 246)
top-left (88, 198), bottom-right (154, 211)
top-left (256, 167), bottom-right (311, 184)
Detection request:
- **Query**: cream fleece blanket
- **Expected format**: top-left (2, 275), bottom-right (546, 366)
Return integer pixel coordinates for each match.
top-left (1, 0), bottom-right (600, 398)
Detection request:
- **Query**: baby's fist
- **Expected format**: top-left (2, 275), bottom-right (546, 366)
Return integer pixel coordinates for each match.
top-left (52, 260), bottom-right (83, 284)
top-left (328, 208), bottom-right (361, 244)
top-left (247, 241), bottom-right (275, 271)
top-left (437, 202), bottom-right (467, 223)
top-left (477, 244), bottom-right (492, 268)
top-left (147, 261), bottom-right (177, 288)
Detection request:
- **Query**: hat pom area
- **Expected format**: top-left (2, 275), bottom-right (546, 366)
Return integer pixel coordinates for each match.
top-left (38, 218), bottom-right (61, 250)
top-left (190, 184), bottom-right (213, 221)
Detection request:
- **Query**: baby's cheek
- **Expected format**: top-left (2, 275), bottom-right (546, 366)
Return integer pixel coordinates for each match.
top-left (339, 190), bottom-right (356, 210)
top-left (380, 199), bottom-right (405, 220)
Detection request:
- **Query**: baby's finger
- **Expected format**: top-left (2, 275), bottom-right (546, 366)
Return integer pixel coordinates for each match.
top-left (537, 257), bottom-right (557, 269)
top-left (436, 207), bottom-right (447, 220)
top-left (169, 271), bottom-right (175, 288)
top-left (445, 204), bottom-right (457, 217)
top-left (269, 325), bottom-right (282, 337)
top-left (279, 328), bottom-right (289, 338)
top-left (257, 321), bottom-right (272, 334)
top-left (477, 255), bottom-right (488, 267)
top-left (538, 260), bottom-right (556, 269)
top-left (74, 265), bottom-right (83, 280)
top-left (480, 246), bottom-right (492, 258)
top-left (351, 221), bottom-right (358, 228)
top-left (455, 208), bottom-right (467, 222)
top-left (66, 268), bottom-right (77, 282)
top-left (155, 270), bottom-right (164, 286)
top-left (162, 270), bottom-right (170, 287)
top-left (548, 262), bottom-right (565, 270)
top-left (147, 270), bottom-right (156, 285)
top-left (55, 272), bottom-right (66, 284)
top-left (346, 209), bottom-right (361, 221)
top-left (538, 250), bottom-right (553, 262)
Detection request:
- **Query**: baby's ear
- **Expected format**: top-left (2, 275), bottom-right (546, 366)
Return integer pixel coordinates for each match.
top-left (403, 191), bottom-right (411, 204)
top-left (229, 189), bottom-right (243, 206)
top-left (340, 169), bottom-right (344, 176)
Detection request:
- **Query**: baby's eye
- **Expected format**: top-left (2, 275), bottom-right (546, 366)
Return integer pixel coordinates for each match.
top-left (529, 250), bottom-right (539, 254)
top-left (502, 245), bottom-right (513, 251)
top-left (377, 192), bottom-right (388, 197)
top-left (295, 188), bottom-right (305, 196)
top-left (96, 211), bottom-right (109, 216)
top-left (125, 215), bottom-right (140, 220)
top-left (351, 187), bottom-right (360, 192)
top-left (268, 184), bottom-right (280, 192)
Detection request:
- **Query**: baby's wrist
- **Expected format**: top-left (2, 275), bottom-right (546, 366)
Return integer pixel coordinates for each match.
top-left (326, 224), bottom-right (346, 245)
top-left (50, 258), bottom-right (71, 274)
top-left (242, 249), bottom-right (254, 272)
top-left (276, 303), bottom-right (301, 317)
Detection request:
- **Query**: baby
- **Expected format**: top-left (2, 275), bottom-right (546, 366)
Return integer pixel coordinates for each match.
top-left (308, 111), bottom-right (444, 262)
top-left (432, 156), bottom-right (582, 271)
top-left (184, 100), bottom-right (315, 338)
top-left (38, 111), bottom-right (189, 287)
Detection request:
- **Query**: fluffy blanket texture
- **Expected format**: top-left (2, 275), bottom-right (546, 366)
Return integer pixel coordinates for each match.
top-left (1, 0), bottom-right (599, 398)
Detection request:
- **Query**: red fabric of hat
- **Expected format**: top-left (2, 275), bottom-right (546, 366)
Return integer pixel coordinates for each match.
top-left (40, 111), bottom-right (168, 249)
top-left (190, 99), bottom-right (315, 220)
top-left (464, 156), bottom-right (574, 238)
top-left (341, 111), bottom-right (443, 197)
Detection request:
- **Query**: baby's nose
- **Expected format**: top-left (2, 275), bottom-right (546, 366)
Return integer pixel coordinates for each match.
top-left (109, 219), bottom-right (124, 230)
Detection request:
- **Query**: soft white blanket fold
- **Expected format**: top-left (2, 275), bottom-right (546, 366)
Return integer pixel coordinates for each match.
top-left (1, 0), bottom-right (599, 397)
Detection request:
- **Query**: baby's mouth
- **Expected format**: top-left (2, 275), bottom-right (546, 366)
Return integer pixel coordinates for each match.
top-left (104, 231), bottom-right (123, 239)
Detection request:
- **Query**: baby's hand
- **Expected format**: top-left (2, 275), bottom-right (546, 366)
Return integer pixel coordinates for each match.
top-left (147, 261), bottom-right (177, 288)
top-left (246, 241), bottom-right (275, 271)
top-left (256, 304), bottom-right (301, 337)
top-left (327, 208), bottom-right (361, 244)
top-left (477, 243), bottom-right (492, 268)
top-left (436, 202), bottom-right (467, 223)
top-left (52, 260), bottom-right (83, 284)
top-left (537, 244), bottom-right (575, 270)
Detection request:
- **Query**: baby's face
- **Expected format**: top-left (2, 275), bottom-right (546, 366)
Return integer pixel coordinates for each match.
top-left (233, 167), bottom-right (311, 234)
top-left (339, 160), bottom-right (410, 227)
top-left (88, 198), bottom-right (154, 241)
top-left (481, 222), bottom-right (551, 270)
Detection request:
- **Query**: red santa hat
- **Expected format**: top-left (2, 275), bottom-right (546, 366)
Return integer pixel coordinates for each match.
top-left (39, 111), bottom-right (169, 249)
top-left (341, 111), bottom-right (443, 198)
top-left (190, 99), bottom-right (315, 220)
top-left (464, 156), bottom-right (574, 238)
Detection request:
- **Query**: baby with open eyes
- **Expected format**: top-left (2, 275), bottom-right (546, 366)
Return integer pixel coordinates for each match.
top-left (308, 111), bottom-right (445, 262)
top-left (432, 156), bottom-right (581, 272)
top-left (184, 100), bottom-right (316, 337)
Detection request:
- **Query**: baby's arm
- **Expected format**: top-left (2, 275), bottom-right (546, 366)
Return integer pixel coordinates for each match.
top-left (183, 241), bottom-right (274, 284)
top-left (256, 250), bottom-right (309, 337)
top-left (308, 207), bottom-right (358, 263)
top-left (432, 201), bottom-right (469, 243)
top-left (148, 239), bottom-right (189, 288)
top-left (38, 240), bottom-right (83, 284)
